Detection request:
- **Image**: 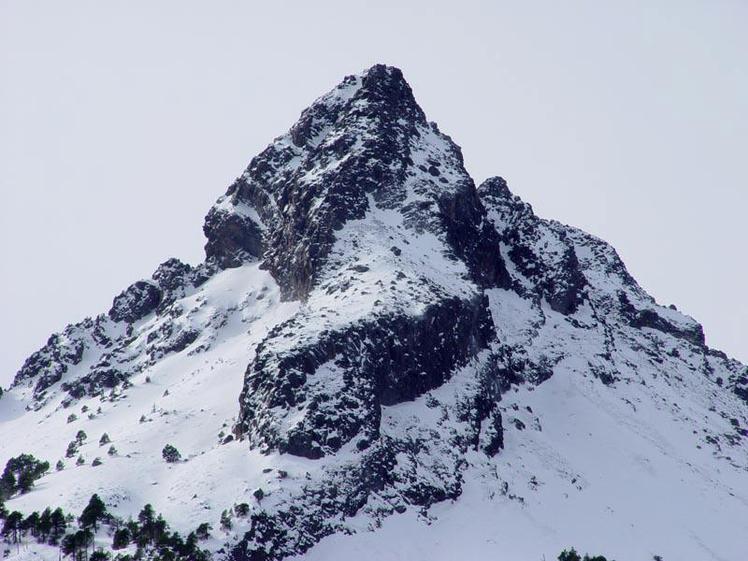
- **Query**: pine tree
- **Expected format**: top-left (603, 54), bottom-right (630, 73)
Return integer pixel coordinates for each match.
top-left (220, 509), bottom-right (232, 531)
top-left (0, 470), bottom-right (15, 499)
top-left (559, 549), bottom-right (582, 561)
top-left (49, 507), bottom-right (67, 542)
top-left (38, 507), bottom-right (52, 542)
top-left (1, 454), bottom-right (50, 497)
top-left (153, 515), bottom-right (168, 545)
top-left (112, 527), bottom-right (131, 549)
top-left (79, 494), bottom-right (108, 531)
top-left (138, 504), bottom-right (156, 544)
top-left (21, 511), bottom-right (40, 538)
top-left (99, 433), bottom-right (111, 446)
top-left (161, 444), bottom-right (181, 463)
top-left (75, 430), bottom-right (88, 445)
top-left (56, 460), bottom-right (65, 471)
top-left (61, 533), bottom-right (77, 557)
top-left (194, 522), bottom-right (211, 540)
top-left (2, 511), bottom-right (23, 543)
top-left (66, 441), bottom-right (79, 458)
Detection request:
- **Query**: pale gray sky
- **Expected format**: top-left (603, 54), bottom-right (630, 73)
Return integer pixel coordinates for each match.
top-left (1, 0), bottom-right (746, 387)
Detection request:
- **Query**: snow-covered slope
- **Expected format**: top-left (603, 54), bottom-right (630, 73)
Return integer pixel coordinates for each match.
top-left (2, 65), bottom-right (747, 561)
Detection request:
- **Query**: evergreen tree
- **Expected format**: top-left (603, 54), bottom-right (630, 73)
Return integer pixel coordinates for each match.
top-left (220, 509), bottom-right (232, 531)
top-left (2, 511), bottom-right (23, 543)
top-left (99, 433), bottom-right (111, 446)
top-left (184, 531), bottom-right (199, 554)
top-left (57, 460), bottom-right (66, 471)
top-left (61, 533), bottom-right (78, 558)
top-left (49, 507), bottom-right (67, 542)
top-left (21, 511), bottom-right (40, 538)
top-left (138, 504), bottom-right (155, 544)
top-left (76, 430), bottom-right (88, 445)
top-left (161, 445), bottom-right (181, 463)
top-left (75, 528), bottom-right (94, 561)
top-left (0, 470), bottom-right (15, 500)
top-left (79, 494), bottom-right (108, 531)
top-left (559, 549), bottom-right (582, 561)
top-left (66, 441), bottom-right (79, 458)
top-left (153, 515), bottom-right (168, 545)
top-left (194, 522), bottom-right (211, 540)
top-left (38, 507), bottom-right (52, 541)
top-left (0, 454), bottom-right (49, 497)
top-left (112, 527), bottom-right (131, 550)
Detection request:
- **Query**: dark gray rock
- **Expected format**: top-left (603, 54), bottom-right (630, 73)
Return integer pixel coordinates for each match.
top-left (108, 280), bottom-right (162, 323)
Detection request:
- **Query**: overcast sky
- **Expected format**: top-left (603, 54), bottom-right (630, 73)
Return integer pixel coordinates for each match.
top-left (1, 0), bottom-right (746, 387)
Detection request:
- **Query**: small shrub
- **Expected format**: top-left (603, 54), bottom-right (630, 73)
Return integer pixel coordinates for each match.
top-left (67, 414), bottom-right (77, 423)
top-left (92, 457), bottom-right (103, 467)
top-left (162, 444), bottom-right (181, 463)
top-left (220, 510), bottom-right (232, 531)
top-left (66, 441), bottom-right (78, 458)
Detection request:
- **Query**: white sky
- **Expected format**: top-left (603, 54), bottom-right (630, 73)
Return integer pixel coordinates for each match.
top-left (1, 0), bottom-right (746, 387)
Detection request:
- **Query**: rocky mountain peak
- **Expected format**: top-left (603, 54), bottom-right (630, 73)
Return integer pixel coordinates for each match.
top-left (204, 64), bottom-right (506, 300)
top-left (4, 65), bottom-right (748, 561)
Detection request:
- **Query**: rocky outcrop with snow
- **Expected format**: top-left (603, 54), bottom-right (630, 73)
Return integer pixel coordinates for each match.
top-left (2, 65), bottom-right (748, 561)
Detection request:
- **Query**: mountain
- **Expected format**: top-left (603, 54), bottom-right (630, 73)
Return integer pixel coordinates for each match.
top-left (2, 65), bottom-right (748, 561)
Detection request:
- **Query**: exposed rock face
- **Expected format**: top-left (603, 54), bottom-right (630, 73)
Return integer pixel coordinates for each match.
top-left (109, 280), bottom-right (162, 323)
top-left (14, 257), bottom-right (211, 404)
top-left (7, 64), bottom-right (748, 561)
top-left (203, 65), bottom-right (510, 299)
top-left (479, 176), bottom-right (587, 315)
top-left (237, 294), bottom-right (494, 459)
